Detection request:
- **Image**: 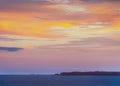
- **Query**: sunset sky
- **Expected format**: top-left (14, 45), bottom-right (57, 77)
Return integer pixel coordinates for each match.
top-left (0, 0), bottom-right (120, 74)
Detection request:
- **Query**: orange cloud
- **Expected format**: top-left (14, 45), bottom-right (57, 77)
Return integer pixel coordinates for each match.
top-left (0, 19), bottom-right (74, 38)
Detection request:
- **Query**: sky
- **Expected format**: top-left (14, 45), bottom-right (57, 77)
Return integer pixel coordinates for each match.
top-left (0, 0), bottom-right (120, 74)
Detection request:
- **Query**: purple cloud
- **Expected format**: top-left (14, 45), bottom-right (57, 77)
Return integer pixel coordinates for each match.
top-left (0, 47), bottom-right (23, 52)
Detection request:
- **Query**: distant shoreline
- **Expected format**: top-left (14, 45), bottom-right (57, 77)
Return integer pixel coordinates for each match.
top-left (56, 71), bottom-right (120, 76)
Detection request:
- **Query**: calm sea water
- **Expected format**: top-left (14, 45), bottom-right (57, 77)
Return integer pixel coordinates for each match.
top-left (0, 75), bottom-right (120, 86)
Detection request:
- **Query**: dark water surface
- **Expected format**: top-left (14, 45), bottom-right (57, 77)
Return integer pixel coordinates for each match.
top-left (0, 75), bottom-right (120, 86)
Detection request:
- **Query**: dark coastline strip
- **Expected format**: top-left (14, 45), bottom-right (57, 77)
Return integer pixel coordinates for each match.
top-left (57, 72), bottom-right (120, 76)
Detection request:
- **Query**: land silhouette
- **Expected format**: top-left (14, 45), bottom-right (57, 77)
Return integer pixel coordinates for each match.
top-left (56, 71), bottom-right (120, 76)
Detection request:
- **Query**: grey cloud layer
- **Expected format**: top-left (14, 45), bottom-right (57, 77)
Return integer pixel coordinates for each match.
top-left (0, 0), bottom-right (51, 12)
top-left (0, 0), bottom-right (119, 6)
top-left (53, 37), bottom-right (120, 48)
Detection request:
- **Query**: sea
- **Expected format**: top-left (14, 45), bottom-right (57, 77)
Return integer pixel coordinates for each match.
top-left (0, 75), bottom-right (120, 86)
